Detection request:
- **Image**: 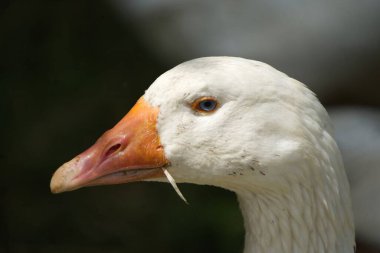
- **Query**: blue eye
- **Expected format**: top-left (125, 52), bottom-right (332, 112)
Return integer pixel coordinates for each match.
top-left (191, 97), bottom-right (219, 113)
top-left (199, 100), bottom-right (217, 111)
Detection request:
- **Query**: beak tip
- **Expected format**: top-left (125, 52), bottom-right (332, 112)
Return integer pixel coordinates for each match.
top-left (50, 171), bottom-right (66, 194)
top-left (50, 179), bottom-right (63, 194)
top-left (50, 157), bottom-right (81, 194)
top-left (50, 188), bottom-right (60, 194)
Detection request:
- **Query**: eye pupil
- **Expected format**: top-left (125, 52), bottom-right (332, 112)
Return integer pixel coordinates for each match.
top-left (199, 100), bottom-right (216, 111)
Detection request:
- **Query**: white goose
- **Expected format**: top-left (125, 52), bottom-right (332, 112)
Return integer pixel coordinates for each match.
top-left (51, 57), bottom-right (355, 253)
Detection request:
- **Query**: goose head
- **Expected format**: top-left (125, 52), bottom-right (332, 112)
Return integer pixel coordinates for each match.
top-left (51, 57), bottom-right (355, 253)
top-left (145, 57), bottom-right (328, 191)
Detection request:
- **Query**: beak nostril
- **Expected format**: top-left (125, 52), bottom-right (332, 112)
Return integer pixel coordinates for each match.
top-left (105, 143), bottom-right (122, 158)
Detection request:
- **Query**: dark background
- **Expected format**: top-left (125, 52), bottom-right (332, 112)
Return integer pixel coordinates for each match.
top-left (1, 1), bottom-right (242, 253)
top-left (1, 1), bottom-right (379, 253)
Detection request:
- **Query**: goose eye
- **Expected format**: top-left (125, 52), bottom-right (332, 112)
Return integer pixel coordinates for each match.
top-left (199, 100), bottom-right (217, 111)
top-left (191, 97), bottom-right (219, 113)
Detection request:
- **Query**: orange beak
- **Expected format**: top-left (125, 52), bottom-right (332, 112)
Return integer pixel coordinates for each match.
top-left (50, 98), bottom-right (168, 193)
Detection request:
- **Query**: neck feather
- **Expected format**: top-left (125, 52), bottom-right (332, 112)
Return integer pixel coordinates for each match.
top-left (236, 163), bottom-right (355, 253)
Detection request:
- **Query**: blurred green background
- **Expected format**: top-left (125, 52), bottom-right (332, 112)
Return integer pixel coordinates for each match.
top-left (0, 1), bottom-right (243, 253)
top-left (1, 1), bottom-right (380, 253)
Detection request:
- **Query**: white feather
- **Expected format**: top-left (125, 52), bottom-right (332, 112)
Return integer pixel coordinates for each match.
top-left (144, 57), bottom-right (355, 253)
top-left (162, 168), bottom-right (188, 204)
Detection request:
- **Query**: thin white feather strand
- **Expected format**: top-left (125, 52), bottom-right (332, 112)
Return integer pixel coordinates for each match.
top-left (162, 168), bottom-right (188, 204)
